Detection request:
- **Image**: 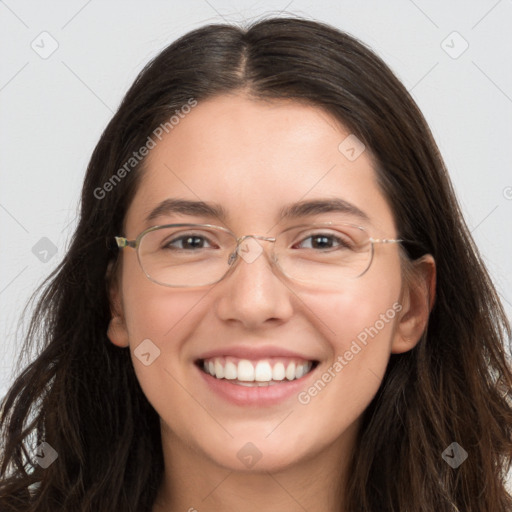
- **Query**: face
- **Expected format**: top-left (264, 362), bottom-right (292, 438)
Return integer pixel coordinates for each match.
top-left (108, 94), bottom-right (424, 474)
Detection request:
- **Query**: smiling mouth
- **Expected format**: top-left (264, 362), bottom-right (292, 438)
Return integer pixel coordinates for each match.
top-left (196, 356), bottom-right (319, 386)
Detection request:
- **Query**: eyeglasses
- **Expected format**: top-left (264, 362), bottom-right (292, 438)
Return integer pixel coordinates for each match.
top-left (114, 222), bottom-right (403, 288)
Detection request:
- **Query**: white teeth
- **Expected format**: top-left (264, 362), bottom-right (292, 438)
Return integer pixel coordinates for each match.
top-left (254, 361), bottom-right (272, 382)
top-left (224, 361), bottom-right (237, 380)
top-left (202, 357), bottom-right (315, 383)
top-left (272, 362), bottom-right (285, 381)
top-left (237, 360), bottom-right (255, 381)
top-left (237, 381), bottom-right (280, 387)
top-left (214, 360), bottom-right (224, 379)
top-left (295, 364), bottom-right (304, 379)
top-left (285, 362), bottom-right (296, 380)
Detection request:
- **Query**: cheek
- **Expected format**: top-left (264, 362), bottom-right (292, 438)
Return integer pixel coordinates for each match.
top-left (123, 287), bottom-right (201, 342)
top-left (120, 279), bottom-right (210, 423)
top-left (120, 255), bottom-right (205, 343)
top-left (296, 270), bottom-right (402, 405)
top-left (118, 262), bottom-right (211, 399)
top-left (301, 269), bottom-right (402, 347)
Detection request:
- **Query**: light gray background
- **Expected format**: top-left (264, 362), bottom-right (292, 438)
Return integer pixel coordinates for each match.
top-left (1, 0), bottom-right (511, 450)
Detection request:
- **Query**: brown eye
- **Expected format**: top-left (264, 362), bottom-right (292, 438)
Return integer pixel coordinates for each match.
top-left (165, 235), bottom-right (210, 250)
top-left (295, 233), bottom-right (352, 250)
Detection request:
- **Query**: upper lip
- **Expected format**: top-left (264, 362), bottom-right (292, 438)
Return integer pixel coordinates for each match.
top-left (196, 345), bottom-right (319, 362)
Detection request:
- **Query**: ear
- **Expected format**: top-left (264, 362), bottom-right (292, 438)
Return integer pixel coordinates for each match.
top-left (106, 259), bottom-right (130, 348)
top-left (391, 254), bottom-right (436, 354)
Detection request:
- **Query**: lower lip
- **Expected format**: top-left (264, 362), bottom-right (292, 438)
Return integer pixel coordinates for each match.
top-left (197, 364), bottom-right (316, 406)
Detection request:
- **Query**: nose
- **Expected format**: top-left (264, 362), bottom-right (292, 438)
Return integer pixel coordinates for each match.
top-left (214, 237), bottom-right (294, 329)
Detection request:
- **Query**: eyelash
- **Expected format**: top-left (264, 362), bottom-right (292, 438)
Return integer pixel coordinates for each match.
top-left (163, 233), bottom-right (351, 251)
top-left (294, 234), bottom-right (351, 250)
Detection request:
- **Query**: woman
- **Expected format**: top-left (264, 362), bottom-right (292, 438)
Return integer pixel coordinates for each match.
top-left (1, 16), bottom-right (511, 512)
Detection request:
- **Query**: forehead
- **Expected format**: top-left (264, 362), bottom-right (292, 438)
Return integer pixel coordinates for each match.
top-left (124, 94), bottom-right (396, 235)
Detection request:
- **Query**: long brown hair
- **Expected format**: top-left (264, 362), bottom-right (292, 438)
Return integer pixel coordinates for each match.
top-left (1, 16), bottom-right (511, 511)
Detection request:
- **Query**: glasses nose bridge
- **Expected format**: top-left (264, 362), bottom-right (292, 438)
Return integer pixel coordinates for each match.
top-left (226, 233), bottom-right (278, 267)
top-left (236, 234), bottom-right (276, 245)
top-left (236, 234), bottom-right (278, 260)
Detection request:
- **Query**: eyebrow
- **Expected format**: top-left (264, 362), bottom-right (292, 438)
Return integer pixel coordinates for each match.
top-left (145, 198), bottom-right (227, 224)
top-left (144, 197), bottom-right (370, 224)
top-left (278, 198), bottom-right (370, 223)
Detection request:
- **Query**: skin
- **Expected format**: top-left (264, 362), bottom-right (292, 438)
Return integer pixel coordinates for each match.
top-left (107, 94), bottom-right (435, 512)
